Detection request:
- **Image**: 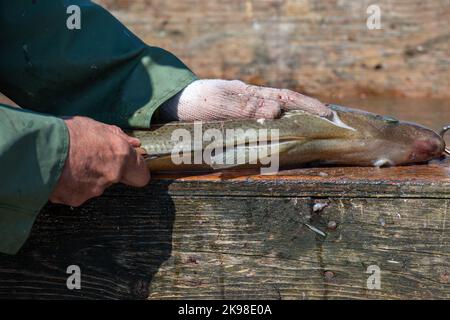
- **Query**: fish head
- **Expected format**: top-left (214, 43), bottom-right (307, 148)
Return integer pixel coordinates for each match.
top-left (383, 120), bottom-right (445, 165)
top-left (329, 105), bottom-right (445, 166)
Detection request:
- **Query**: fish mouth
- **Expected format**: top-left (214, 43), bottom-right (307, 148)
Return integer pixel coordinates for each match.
top-left (439, 125), bottom-right (450, 156)
top-left (408, 133), bottom-right (446, 162)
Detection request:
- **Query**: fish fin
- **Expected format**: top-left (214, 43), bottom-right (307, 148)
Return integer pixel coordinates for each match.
top-left (320, 111), bottom-right (356, 131)
top-left (281, 109), bottom-right (356, 132)
top-left (208, 141), bottom-right (292, 170)
top-left (281, 110), bottom-right (307, 118)
top-left (373, 158), bottom-right (394, 167)
top-left (207, 145), bottom-right (252, 170)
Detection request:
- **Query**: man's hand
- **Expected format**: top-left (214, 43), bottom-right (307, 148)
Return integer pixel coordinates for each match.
top-left (50, 116), bottom-right (150, 207)
top-left (159, 79), bottom-right (332, 121)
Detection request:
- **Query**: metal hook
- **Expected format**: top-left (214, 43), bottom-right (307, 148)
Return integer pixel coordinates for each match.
top-left (439, 125), bottom-right (450, 155)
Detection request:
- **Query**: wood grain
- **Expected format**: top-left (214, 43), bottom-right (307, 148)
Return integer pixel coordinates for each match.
top-left (1, 161), bottom-right (450, 299)
top-left (153, 161), bottom-right (450, 199)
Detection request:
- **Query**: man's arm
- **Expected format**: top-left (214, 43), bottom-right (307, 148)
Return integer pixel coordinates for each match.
top-left (0, 105), bottom-right (150, 255)
top-left (0, 0), bottom-right (197, 128)
top-left (0, 104), bottom-right (69, 255)
top-left (0, 1), bottom-right (195, 254)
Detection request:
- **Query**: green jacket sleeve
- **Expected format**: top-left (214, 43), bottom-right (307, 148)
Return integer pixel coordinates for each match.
top-left (0, 1), bottom-right (198, 255)
top-left (0, 0), bottom-right (197, 128)
top-left (0, 104), bottom-right (69, 255)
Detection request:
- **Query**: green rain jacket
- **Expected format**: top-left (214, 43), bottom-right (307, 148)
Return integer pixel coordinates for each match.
top-left (0, 1), bottom-right (197, 255)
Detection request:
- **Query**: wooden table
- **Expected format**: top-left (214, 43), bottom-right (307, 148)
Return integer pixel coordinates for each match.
top-left (1, 160), bottom-right (450, 299)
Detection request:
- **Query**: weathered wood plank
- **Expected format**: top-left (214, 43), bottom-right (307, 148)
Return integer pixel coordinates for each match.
top-left (148, 196), bottom-right (450, 299)
top-left (1, 162), bottom-right (450, 299)
top-left (0, 187), bottom-right (176, 299)
top-left (153, 162), bottom-right (450, 199)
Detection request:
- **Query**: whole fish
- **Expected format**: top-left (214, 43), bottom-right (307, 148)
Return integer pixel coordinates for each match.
top-left (129, 104), bottom-right (445, 172)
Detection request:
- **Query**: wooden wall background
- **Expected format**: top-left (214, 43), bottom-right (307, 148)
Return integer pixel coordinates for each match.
top-left (96, 0), bottom-right (450, 99)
